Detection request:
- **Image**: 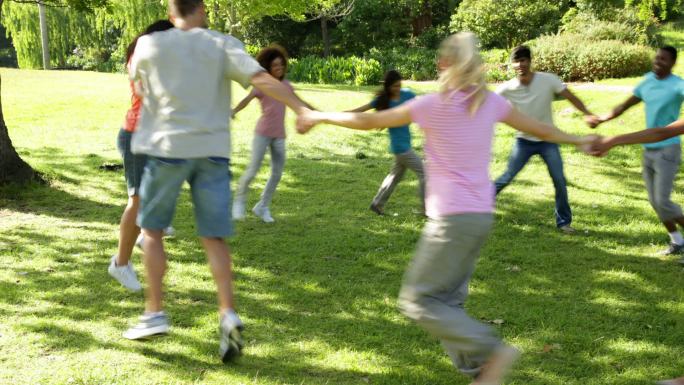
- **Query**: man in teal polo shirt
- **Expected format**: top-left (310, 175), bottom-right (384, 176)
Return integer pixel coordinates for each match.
top-left (598, 46), bottom-right (684, 255)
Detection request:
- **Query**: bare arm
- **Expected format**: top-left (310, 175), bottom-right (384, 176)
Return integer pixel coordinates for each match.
top-left (232, 93), bottom-right (256, 117)
top-left (345, 103), bottom-right (373, 113)
top-left (501, 108), bottom-right (585, 145)
top-left (559, 88), bottom-right (600, 128)
top-left (301, 104), bottom-right (412, 132)
top-left (250, 72), bottom-right (307, 114)
top-left (592, 119), bottom-right (684, 156)
top-left (559, 88), bottom-right (593, 116)
top-left (598, 95), bottom-right (641, 124)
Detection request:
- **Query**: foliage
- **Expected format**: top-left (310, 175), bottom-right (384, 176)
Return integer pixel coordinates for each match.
top-left (449, 0), bottom-right (562, 48)
top-left (366, 47), bottom-right (438, 81)
top-left (561, 9), bottom-right (662, 46)
top-left (288, 55), bottom-right (383, 85)
top-left (625, 0), bottom-right (683, 21)
top-left (527, 34), bottom-right (653, 81)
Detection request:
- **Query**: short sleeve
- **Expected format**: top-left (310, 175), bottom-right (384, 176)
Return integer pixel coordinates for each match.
top-left (369, 97), bottom-right (378, 109)
top-left (550, 74), bottom-right (566, 94)
top-left (223, 36), bottom-right (265, 89)
top-left (402, 89), bottom-right (417, 102)
top-left (249, 87), bottom-right (262, 99)
top-left (633, 76), bottom-right (648, 99)
top-left (679, 79), bottom-right (684, 98)
top-left (488, 92), bottom-right (513, 122)
top-left (406, 94), bottom-right (437, 128)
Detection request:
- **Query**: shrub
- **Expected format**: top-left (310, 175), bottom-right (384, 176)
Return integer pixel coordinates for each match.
top-left (367, 47), bottom-right (438, 81)
top-left (561, 9), bottom-right (662, 46)
top-left (527, 34), bottom-right (653, 81)
top-left (450, 0), bottom-right (561, 48)
top-left (288, 56), bottom-right (383, 86)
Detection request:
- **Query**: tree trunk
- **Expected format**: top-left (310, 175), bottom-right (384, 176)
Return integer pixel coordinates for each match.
top-left (0, 0), bottom-right (40, 185)
top-left (320, 14), bottom-right (330, 57)
top-left (411, 0), bottom-right (433, 36)
top-left (38, 1), bottom-right (50, 70)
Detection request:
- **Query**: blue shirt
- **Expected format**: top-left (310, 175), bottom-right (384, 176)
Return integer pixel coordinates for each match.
top-left (634, 72), bottom-right (684, 149)
top-left (371, 89), bottom-right (416, 154)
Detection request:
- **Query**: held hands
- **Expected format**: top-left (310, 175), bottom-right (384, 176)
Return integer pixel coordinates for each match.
top-left (575, 135), bottom-right (614, 157)
top-left (587, 136), bottom-right (615, 157)
top-left (584, 114), bottom-right (601, 129)
top-left (295, 108), bottom-right (322, 134)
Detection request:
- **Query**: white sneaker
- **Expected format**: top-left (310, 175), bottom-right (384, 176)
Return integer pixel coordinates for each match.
top-left (232, 200), bottom-right (246, 221)
top-left (135, 226), bottom-right (176, 250)
top-left (123, 312), bottom-right (169, 340)
top-left (252, 202), bottom-right (274, 223)
top-left (219, 310), bottom-right (244, 362)
top-left (108, 255), bottom-right (142, 292)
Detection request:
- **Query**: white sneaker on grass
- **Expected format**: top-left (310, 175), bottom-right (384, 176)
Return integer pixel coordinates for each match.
top-left (219, 310), bottom-right (244, 363)
top-left (232, 200), bottom-right (247, 221)
top-left (108, 255), bottom-right (142, 292)
top-left (135, 226), bottom-right (176, 250)
top-left (123, 312), bottom-right (169, 340)
top-left (252, 202), bottom-right (274, 223)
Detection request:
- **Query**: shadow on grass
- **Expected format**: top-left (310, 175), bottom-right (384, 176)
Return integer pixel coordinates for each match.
top-left (2, 146), bottom-right (684, 384)
top-left (0, 147), bottom-right (123, 224)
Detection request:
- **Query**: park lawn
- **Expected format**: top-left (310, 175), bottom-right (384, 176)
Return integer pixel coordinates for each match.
top-left (0, 67), bottom-right (683, 385)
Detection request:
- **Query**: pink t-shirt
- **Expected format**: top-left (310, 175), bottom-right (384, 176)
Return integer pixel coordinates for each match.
top-left (407, 90), bottom-right (512, 218)
top-left (251, 79), bottom-right (294, 138)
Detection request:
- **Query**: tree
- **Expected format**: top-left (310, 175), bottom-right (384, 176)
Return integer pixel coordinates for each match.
top-left (0, 0), bottom-right (105, 185)
top-left (304, 0), bottom-right (355, 57)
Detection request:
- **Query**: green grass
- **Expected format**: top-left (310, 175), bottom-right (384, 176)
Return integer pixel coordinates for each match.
top-left (1, 67), bottom-right (684, 385)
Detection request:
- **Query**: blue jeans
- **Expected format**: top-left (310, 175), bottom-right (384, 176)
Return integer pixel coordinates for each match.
top-left (495, 138), bottom-right (572, 228)
top-left (138, 156), bottom-right (233, 238)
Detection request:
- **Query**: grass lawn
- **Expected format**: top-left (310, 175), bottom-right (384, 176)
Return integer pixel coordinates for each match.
top-left (1, 58), bottom-right (684, 385)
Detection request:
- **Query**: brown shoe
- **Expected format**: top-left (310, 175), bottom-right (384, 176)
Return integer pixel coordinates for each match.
top-left (656, 377), bottom-right (684, 385)
top-left (470, 345), bottom-right (520, 385)
top-left (559, 225), bottom-right (576, 234)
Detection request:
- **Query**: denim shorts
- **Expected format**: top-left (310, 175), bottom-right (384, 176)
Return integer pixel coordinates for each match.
top-left (137, 156), bottom-right (233, 238)
top-left (117, 128), bottom-right (147, 197)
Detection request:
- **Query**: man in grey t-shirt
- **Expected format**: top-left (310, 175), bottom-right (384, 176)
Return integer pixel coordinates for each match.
top-left (495, 46), bottom-right (599, 233)
top-left (124, 0), bottom-right (308, 363)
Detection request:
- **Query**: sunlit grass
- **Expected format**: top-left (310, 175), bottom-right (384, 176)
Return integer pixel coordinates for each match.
top-left (1, 34), bottom-right (684, 384)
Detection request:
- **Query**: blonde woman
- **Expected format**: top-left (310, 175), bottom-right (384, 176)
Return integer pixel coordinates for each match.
top-left (297, 33), bottom-right (598, 385)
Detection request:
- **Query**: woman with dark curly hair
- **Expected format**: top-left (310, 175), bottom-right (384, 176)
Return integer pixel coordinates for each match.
top-left (232, 44), bottom-right (313, 223)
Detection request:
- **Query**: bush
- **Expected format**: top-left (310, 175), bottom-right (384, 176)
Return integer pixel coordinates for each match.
top-left (367, 47), bottom-right (438, 81)
top-left (561, 9), bottom-right (662, 47)
top-left (527, 34), bottom-right (653, 81)
top-left (450, 0), bottom-right (561, 48)
top-left (288, 56), bottom-right (383, 86)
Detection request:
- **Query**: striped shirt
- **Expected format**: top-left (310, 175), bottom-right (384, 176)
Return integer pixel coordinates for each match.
top-left (407, 91), bottom-right (511, 218)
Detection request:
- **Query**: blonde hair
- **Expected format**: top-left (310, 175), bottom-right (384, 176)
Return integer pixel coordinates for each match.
top-left (438, 32), bottom-right (487, 115)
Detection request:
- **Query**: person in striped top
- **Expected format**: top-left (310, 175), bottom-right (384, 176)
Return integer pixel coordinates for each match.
top-left (296, 32), bottom-right (598, 385)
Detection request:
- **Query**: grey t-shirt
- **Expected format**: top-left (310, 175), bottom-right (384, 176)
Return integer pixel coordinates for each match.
top-left (130, 28), bottom-right (264, 158)
top-left (495, 72), bottom-right (566, 142)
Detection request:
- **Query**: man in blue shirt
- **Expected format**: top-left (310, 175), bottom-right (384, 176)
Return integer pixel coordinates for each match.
top-left (598, 46), bottom-right (684, 255)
